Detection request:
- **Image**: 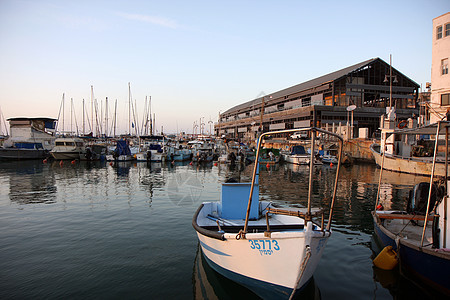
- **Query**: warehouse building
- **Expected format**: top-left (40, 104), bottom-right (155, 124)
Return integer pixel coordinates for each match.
top-left (216, 57), bottom-right (420, 141)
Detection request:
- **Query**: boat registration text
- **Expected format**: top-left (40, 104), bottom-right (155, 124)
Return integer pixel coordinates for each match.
top-left (249, 240), bottom-right (280, 256)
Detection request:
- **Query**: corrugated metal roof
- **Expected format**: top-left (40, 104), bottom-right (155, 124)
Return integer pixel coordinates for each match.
top-left (223, 58), bottom-right (381, 115)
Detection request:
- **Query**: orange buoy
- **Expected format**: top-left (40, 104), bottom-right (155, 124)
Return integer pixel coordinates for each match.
top-left (59, 160), bottom-right (63, 166)
top-left (71, 160), bottom-right (76, 164)
top-left (43, 159), bottom-right (48, 163)
top-left (266, 163), bottom-right (270, 168)
top-left (330, 162), bottom-right (333, 167)
top-left (189, 162), bottom-right (193, 165)
top-left (376, 203), bottom-right (384, 211)
top-left (214, 162), bottom-right (218, 166)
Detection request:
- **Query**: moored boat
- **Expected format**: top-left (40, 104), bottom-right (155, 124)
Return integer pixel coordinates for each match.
top-left (282, 145), bottom-right (323, 165)
top-left (372, 120), bottom-right (450, 296)
top-left (193, 127), bottom-right (344, 299)
top-left (135, 135), bottom-right (166, 162)
top-left (50, 137), bottom-right (85, 160)
top-left (259, 147), bottom-right (280, 164)
top-left (106, 139), bottom-right (135, 161)
top-left (371, 115), bottom-right (449, 177)
top-left (0, 117), bottom-right (56, 160)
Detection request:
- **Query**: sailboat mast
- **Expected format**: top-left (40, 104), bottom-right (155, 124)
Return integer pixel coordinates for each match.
top-left (128, 82), bottom-right (131, 135)
top-left (70, 98), bottom-right (73, 135)
top-left (114, 99), bottom-right (117, 137)
top-left (91, 85), bottom-right (94, 137)
top-left (62, 93), bottom-right (65, 135)
top-left (82, 99), bottom-right (85, 135)
top-left (151, 96), bottom-right (153, 135)
top-left (105, 97), bottom-right (108, 138)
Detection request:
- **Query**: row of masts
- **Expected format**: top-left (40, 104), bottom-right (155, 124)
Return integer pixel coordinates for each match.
top-left (56, 83), bottom-right (155, 138)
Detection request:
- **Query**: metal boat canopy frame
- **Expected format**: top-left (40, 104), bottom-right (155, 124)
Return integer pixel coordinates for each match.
top-left (240, 127), bottom-right (344, 238)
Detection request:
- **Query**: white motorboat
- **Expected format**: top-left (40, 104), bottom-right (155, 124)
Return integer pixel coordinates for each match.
top-left (50, 137), bottom-right (85, 160)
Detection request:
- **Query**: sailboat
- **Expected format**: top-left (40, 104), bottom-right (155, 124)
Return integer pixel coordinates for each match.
top-left (193, 127), bottom-right (344, 299)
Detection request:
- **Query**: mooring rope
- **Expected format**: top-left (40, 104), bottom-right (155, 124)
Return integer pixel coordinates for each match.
top-left (289, 245), bottom-right (311, 300)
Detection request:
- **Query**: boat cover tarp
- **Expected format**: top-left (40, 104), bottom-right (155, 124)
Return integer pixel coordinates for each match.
top-left (291, 145), bottom-right (306, 155)
top-left (115, 140), bottom-right (131, 156)
top-left (148, 144), bottom-right (163, 152)
top-left (14, 142), bottom-right (43, 149)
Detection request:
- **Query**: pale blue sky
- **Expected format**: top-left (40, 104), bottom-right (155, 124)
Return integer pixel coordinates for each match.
top-left (0, 0), bottom-right (448, 135)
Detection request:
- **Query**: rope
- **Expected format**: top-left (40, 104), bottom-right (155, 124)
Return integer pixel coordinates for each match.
top-left (289, 245), bottom-right (311, 300)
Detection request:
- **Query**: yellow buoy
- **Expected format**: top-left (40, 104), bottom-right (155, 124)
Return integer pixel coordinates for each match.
top-left (373, 246), bottom-right (398, 270)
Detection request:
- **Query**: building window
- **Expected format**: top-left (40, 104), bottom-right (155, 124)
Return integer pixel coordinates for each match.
top-left (442, 93), bottom-right (450, 106)
top-left (446, 23), bottom-right (450, 37)
top-left (442, 59), bottom-right (449, 75)
top-left (437, 25), bottom-right (443, 39)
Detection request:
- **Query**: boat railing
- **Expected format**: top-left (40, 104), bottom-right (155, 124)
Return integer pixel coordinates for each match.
top-left (241, 127), bottom-right (344, 238)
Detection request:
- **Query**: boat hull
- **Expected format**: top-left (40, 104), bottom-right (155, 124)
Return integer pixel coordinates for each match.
top-left (0, 148), bottom-right (49, 160)
top-left (283, 154), bottom-right (309, 165)
top-left (50, 151), bottom-right (82, 160)
top-left (196, 223), bottom-right (329, 299)
top-left (135, 152), bottom-right (164, 162)
top-left (370, 143), bottom-right (448, 177)
top-left (372, 212), bottom-right (450, 296)
top-left (106, 154), bottom-right (135, 161)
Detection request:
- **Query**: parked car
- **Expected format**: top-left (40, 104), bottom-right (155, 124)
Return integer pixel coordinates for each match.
top-left (290, 132), bottom-right (308, 139)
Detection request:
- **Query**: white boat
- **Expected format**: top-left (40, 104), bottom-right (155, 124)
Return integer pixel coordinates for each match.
top-left (193, 128), bottom-right (344, 299)
top-left (50, 137), bottom-right (85, 160)
top-left (372, 121), bottom-right (450, 296)
top-left (370, 116), bottom-right (448, 177)
top-left (0, 117), bottom-right (56, 160)
top-left (282, 145), bottom-right (310, 165)
top-left (135, 135), bottom-right (166, 162)
top-left (282, 145), bottom-right (322, 165)
top-left (370, 143), bottom-right (448, 177)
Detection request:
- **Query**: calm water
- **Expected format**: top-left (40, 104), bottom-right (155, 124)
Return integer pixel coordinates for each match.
top-left (0, 159), bottom-right (433, 299)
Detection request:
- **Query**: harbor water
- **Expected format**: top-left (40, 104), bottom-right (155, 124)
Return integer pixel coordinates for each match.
top-left (0, 160), bottom-right (434, 299)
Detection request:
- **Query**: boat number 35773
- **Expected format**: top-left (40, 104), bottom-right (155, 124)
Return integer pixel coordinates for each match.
top-left (249, 239), bottom-right (280, 256)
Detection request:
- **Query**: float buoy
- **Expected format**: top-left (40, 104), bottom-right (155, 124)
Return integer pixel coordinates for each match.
top-left (214, 162), bottom-right (218, 166)
top-left (71, 160), bottom-right (76, 164)
top-left (189, 162), bottom-right (193, 165)
top-left (330, 162), bottom-right (333, 167)
top-left (266, 163), bottom-right (270, 168)
top-left (109, 162), bottom-right (113, 166)
top-left (59, 160), bottom-right (63, 166)
top-left (398, 120), bottom-right (408, 129)
top-left (373, 246), bottom-right (398, 270)
top-left (43, 159), bottom-right (48, 163)
top-left (376, 203), bottom-right (384, 211)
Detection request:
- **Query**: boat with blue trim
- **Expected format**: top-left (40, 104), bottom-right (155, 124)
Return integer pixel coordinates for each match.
top-left (372, 121), bottom-right (450, 296)
top-left (193, 127), bottom-right (343, 299)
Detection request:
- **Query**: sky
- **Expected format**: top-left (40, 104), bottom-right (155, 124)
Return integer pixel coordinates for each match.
top-left (0, 0), bottom-right (448, 135)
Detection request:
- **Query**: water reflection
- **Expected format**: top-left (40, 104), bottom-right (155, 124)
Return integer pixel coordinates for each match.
top-left (192, 246), bottom-right (321, 300)
top-left (0, 160), bottom-right (57, 204)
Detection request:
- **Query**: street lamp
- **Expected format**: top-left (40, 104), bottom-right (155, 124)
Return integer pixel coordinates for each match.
top-left (384, 54), bottom-right (398, 120)
top-left (347, 104), bottom-right (356, 139)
